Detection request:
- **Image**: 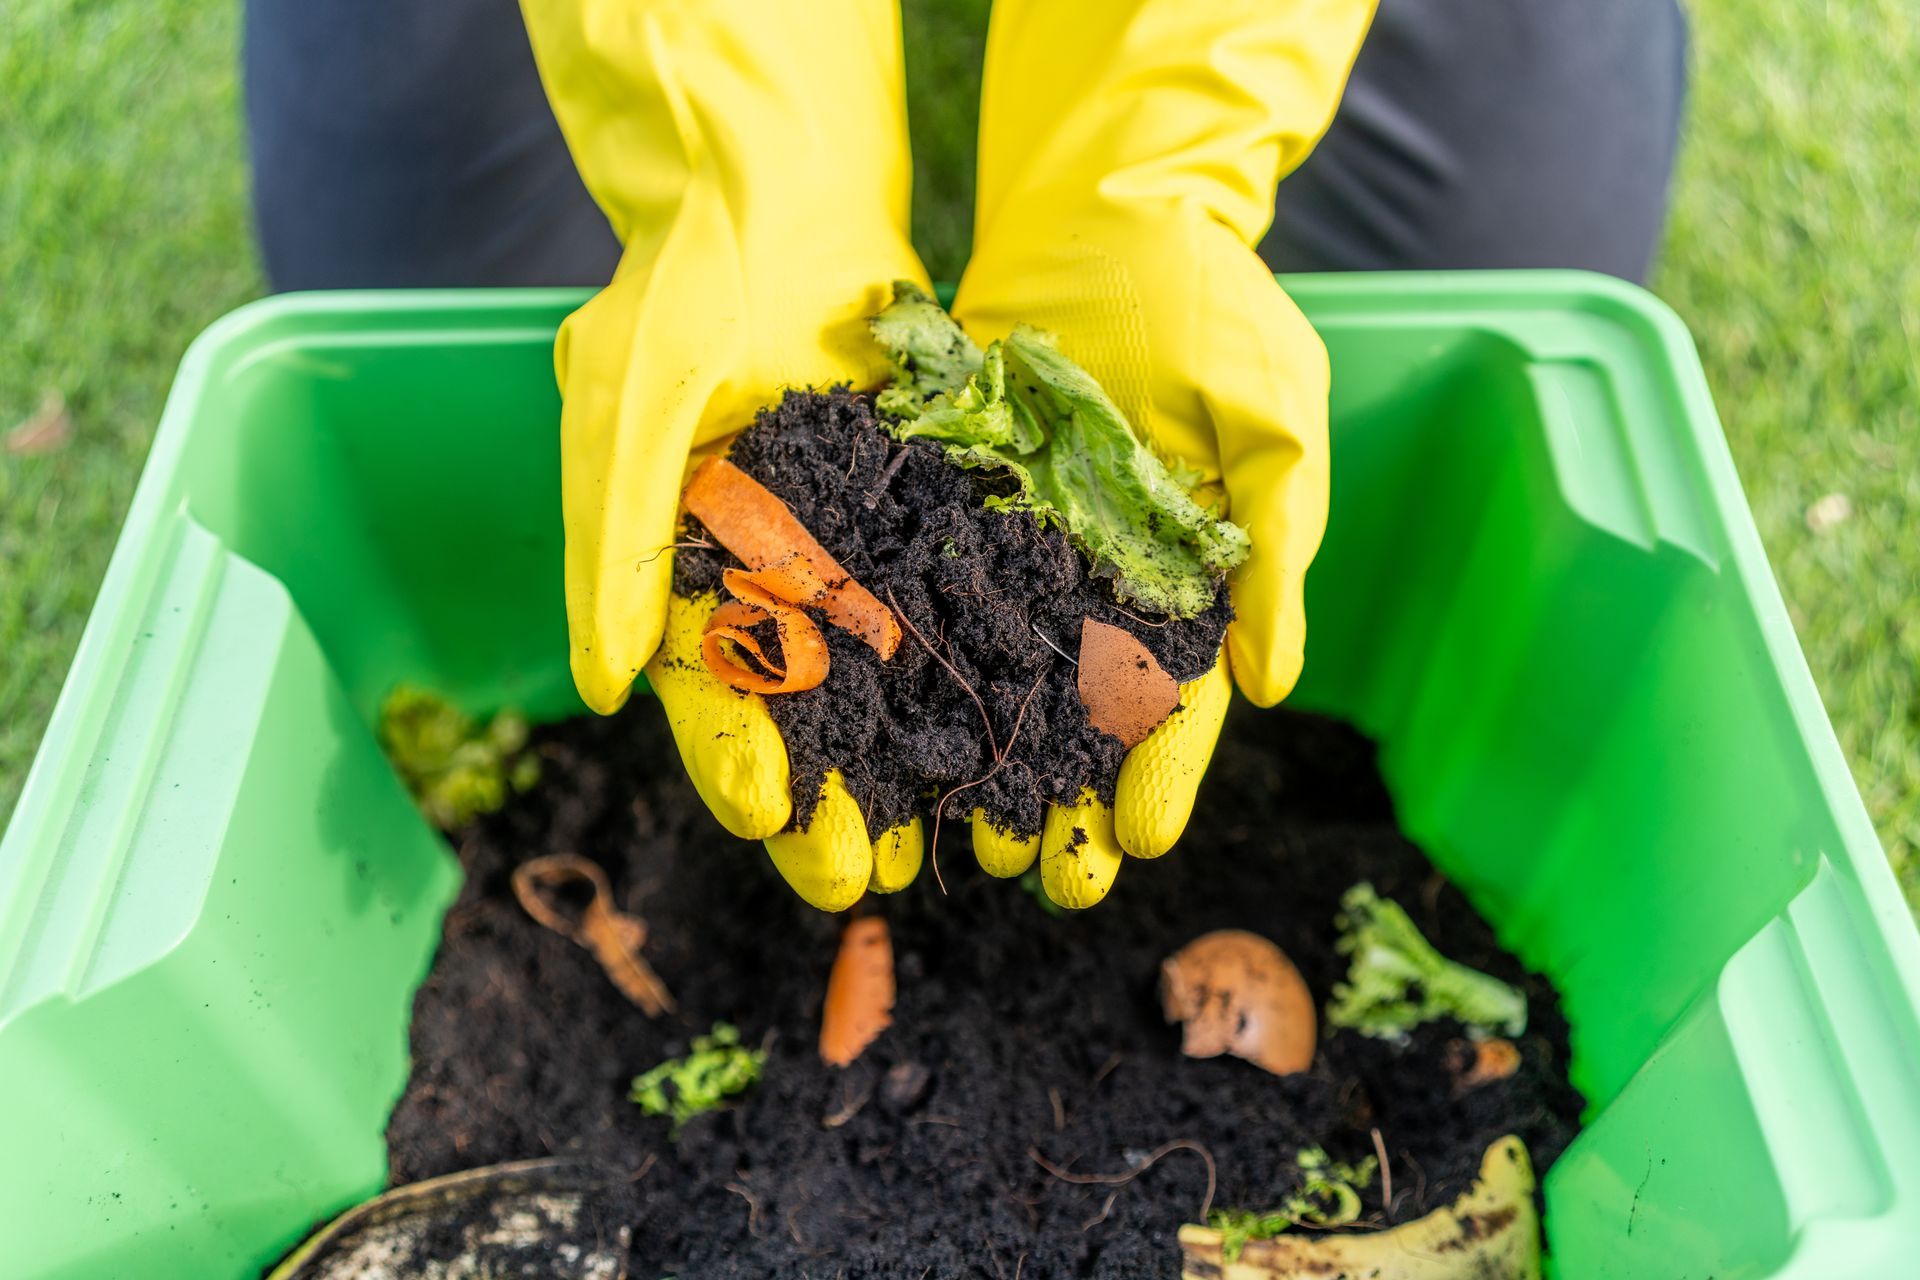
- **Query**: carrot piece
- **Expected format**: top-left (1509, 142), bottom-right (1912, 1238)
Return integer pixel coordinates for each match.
top-left (819, 917), bottom-right (895, 1068)
top-left (511, 854), bottom-right (675, 1016)
top-left (702, 565), bottom-right (832, 695)
top-left (683, 456), bottom-right (902, 659)
top-left (1450, 1037), bottom-right (1522, 1093)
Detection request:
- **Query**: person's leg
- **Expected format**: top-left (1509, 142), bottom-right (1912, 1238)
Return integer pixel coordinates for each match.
top-left (244, 0), bottom-right (620, 291)
top-left (1262, 0), bottom-right (1689, 283)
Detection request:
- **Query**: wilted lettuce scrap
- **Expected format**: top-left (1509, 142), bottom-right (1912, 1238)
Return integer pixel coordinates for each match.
top-left (377, 684), bottom-right (540, 831)
top-left (1326, 883), bottom-right (1527, 1041)
top-left (870, 282), bottom-right (1249, 620)
top-left (629, 1023), bottom-right (767, 1132)
top-left (1207, 1147), bottom-right (1378, 1261)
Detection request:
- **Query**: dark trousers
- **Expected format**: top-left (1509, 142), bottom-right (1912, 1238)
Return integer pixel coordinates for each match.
top-left (244, 0), bottom-right (1688, 292)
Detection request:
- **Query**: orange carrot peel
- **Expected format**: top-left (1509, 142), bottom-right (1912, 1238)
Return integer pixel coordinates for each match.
top-left (683, 457), bottom-right (902, 681)
top-left (511, 853), bottom-right (675, 1016)
top-left (701, 560), bottom-right (834, 695)
top-left (819, 916), bottom-right (895, 1067)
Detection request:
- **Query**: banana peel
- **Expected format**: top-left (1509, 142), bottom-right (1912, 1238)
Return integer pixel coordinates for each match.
top-left (1178, 1136), bottom-right (1539, 1280)
top-left (267, 1157), bottom-right (630, 1279)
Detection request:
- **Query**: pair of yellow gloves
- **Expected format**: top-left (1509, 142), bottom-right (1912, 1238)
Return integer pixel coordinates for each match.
top-left (522, 0), bottom-right (1376, 912)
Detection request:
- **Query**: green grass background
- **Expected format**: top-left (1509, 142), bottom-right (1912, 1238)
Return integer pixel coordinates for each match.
top-left (3, 0), bottom-right (1915, 905)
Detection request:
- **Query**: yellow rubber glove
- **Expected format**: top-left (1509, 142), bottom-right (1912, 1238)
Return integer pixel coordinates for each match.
top-left (520, 0), bottom-right (930, 715)
top-left (521, 0), bottom-right (930, 909)
top-left (645, 591), bottom-right (923, 912)
top-left (953, 0), bottom-right (1376, 906)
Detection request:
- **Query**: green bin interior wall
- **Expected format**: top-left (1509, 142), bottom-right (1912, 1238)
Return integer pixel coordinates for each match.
top-left (1, 280), bottom-right (1915, 1279)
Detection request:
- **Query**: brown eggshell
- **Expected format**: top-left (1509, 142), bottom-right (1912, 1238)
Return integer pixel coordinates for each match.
top-left (1160, 929), bottom-right (1316, 1076)
top-left (1077, 619), bottom-right (1180, 748)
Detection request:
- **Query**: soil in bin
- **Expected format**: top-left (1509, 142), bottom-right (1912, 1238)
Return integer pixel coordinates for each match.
top-left (385, 706), bottom-right (1583, 1280)
top-left (669, 387), bottom-right (1231, 837)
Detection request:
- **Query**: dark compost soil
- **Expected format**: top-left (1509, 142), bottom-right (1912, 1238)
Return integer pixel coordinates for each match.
top-left (384, 706), bottom-right (1583, 1279)
top-left (669, 387), bottom-right (1231, 837)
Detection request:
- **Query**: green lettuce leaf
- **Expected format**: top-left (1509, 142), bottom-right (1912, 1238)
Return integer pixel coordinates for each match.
top-left (870, 280), bottom-right (983, 410)
top-left (868, 285), bottom-right (1247, 619)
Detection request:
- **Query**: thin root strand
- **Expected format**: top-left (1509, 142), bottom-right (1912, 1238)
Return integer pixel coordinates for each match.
top-left (1371, 1126), bottom-right (1393, 1222)
top-left (1029, 1138), bottom-right (1218, 1222)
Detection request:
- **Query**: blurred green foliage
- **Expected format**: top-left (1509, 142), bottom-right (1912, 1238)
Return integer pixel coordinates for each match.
top-left (377, 685), bottom-right (540, 831)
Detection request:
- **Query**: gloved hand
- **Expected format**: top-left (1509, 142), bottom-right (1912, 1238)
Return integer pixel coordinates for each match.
top-left (647, 591), bottom-right (924, 911)
top-left (521, 0), bottom-right (930, 909)
top-left (951, 0), bottom-right (1377, 907)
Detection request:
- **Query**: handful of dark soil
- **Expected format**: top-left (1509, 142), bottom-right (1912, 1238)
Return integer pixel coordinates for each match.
top-left (672, 386), bottom-right (1230, 838)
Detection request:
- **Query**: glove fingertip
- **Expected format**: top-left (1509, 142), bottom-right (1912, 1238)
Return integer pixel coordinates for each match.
top-left (867, 818), bottom-right (924, 894)
top-left (1040, 794), bottom-right (1123, 910)
top-left (1113, 796), bottom-right (1189, 861)
top-left (710, 795), bottom-right (792, 843)
top-left (680, 715), bottom-right (793, 840)
top-left (571, 646), bottom-right (638, 717)
top-left (971, 808), bottom-right (1040, 879)
top-left (1114, 657), bottom-right (1230, 857)
top-left (764, 771), bottom-right (872, 912)
top-left (1225, 621), bottom-right (1302, 709)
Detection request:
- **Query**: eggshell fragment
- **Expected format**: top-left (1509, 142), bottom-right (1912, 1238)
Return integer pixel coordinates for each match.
top-left (1160, 929), bottom-right (1316, 1076)
top-left (1077, 619), bottom-right (1180, 748)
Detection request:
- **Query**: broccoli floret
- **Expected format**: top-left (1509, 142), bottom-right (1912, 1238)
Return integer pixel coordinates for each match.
top-left (1326, 883), bottom-right (1527, 1041)
top-left (377, 684), bottom-right (540, 831)
top-left (629, 1023), bottom-right (767, 1133)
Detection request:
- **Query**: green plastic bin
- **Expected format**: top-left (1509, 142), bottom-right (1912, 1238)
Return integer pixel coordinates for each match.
top-left (2, 276), bottom-right (1916, 1278)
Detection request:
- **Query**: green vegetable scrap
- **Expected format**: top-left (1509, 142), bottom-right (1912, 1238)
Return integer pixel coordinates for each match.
top-left (377, 684), bottom-right (540, 831)
top-left (1326, 883), bottom-right (1528, 1041)
top-left (629, 1023), bottom-right (767, 1133)
top-left (870, 282), bottom-right (1249, 619)
top-left (1207, 1147), bottom-right (1378, 1262)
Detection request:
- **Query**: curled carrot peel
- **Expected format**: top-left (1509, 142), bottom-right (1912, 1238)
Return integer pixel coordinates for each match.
top-left (701, 564), bottom-right (833, 695)
top-left (683, 457), bottom-right (902, 661)
top-left (511, 853), bottom-right (675, 1017)
top-left (819, 916), bottom-right (895, 1067)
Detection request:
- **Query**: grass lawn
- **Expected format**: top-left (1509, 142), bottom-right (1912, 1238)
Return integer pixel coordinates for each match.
top-left (3, 0), bottom-right (1915, 906)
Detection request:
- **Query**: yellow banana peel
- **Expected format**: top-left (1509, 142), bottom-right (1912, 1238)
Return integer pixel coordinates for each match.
top-left (1177, 1136), bottom-right (1541, 1280)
